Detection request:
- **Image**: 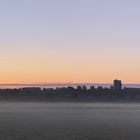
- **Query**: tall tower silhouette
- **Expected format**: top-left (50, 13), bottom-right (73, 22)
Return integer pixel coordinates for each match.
top-left (113, 79), bottom-right (122, 90)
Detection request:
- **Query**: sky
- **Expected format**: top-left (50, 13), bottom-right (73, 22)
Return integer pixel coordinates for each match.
top-left (0, 0), bottom-right (140, 84)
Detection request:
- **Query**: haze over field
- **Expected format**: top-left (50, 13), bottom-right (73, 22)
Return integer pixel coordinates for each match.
top-left (0, 103), bottom-right (140, 140)
top-left (0, 0), bottom-right (140, 83)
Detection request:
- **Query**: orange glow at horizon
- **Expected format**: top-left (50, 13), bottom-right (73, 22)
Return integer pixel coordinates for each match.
top-left (1, 41), bottom-right (140, 84)
top-left (0, 48), bottom-right (140, 84)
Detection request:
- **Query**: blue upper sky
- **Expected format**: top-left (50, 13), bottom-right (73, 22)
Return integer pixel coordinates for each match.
top-left (1, 0), bottom-right (140, 42)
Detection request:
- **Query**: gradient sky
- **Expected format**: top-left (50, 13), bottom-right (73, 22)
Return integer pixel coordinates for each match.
top-left (0, 0), bottom-right (140, 84)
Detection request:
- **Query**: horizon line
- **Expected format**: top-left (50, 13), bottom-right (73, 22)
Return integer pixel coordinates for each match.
top-left (0, 83), bottom-right (140, 85)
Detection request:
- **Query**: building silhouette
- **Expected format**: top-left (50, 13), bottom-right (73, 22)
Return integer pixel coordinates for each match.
top-left (113, 79), bottom-right (122, 90)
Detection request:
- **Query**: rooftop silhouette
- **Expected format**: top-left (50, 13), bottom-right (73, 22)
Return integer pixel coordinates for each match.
top-left (0, 80), bottom-right (139, 102)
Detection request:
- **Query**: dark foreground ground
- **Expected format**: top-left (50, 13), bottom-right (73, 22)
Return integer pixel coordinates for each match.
top-left (0, 102), bottom-right (140, 140)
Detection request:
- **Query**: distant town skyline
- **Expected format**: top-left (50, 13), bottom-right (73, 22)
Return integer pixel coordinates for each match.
top-left (0, 1), bottom-right (140, 84)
